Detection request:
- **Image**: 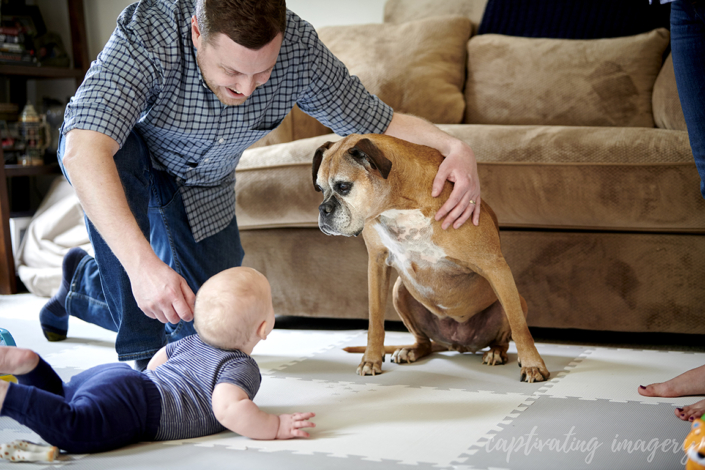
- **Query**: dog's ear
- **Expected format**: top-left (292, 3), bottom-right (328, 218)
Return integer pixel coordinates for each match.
top-left (312, 141), bottom-right (334, 192)
top-left (349, 138), bottom-right (392, 179)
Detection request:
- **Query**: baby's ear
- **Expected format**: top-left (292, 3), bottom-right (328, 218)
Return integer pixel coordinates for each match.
top-left (256, 320), bottom-right (269, 340)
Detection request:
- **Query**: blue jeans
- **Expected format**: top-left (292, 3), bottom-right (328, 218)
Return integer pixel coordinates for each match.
top-left (671, 0), bottom-right (705, 199)
top-left (57, 131), bottom-right (245, 361)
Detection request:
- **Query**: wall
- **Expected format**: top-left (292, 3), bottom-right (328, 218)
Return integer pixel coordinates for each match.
top-left (27, 0), bottom-right (382, 109)
top-left (84, 0), bottom-right (383, 63)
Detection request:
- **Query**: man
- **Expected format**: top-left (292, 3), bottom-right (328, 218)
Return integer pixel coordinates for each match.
top-left (40, 0), bottom-right (481, 370)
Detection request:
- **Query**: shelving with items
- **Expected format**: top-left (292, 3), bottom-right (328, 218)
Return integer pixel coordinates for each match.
top-left (0, 0), bottom-right (88, 295)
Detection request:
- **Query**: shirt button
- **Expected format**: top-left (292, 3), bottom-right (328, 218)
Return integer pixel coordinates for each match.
top-left (219, 138), bottom-right (224, 144)
top-left (205, 158), bottom-right (210, 163)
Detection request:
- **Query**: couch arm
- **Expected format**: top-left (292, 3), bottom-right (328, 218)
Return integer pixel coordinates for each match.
top-left (653, 53), bottom-right (688, 132)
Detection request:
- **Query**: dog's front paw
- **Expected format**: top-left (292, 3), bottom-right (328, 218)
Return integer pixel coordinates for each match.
top-left (519, 360), bottom-right (550, 383)
top-left (357, 357), bottom-right (383, 376)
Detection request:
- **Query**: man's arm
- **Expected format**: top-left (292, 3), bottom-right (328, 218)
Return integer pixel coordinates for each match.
top-left (62, 129), bottom-right (195, 324)
top-left (384, 112), bottom-right (481, 229)
top-left (212, 383), bottom-right (315, 439)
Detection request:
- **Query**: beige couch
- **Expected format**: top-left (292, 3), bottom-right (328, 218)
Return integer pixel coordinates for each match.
top-left (235, 0), bottom-right (705, 335)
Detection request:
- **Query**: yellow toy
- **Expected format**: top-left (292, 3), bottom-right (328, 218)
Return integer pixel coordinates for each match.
top-left (685, 417), bottom-right (705, 470)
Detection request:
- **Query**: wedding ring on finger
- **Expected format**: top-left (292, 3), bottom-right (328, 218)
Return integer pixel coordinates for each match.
top-left (469, 200), bottom-right (476, 205)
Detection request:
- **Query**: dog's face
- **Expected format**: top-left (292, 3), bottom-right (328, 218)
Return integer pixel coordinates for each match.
top-left (312, 135), bottom-right (393, 237)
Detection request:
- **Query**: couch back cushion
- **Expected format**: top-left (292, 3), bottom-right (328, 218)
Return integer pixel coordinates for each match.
top-left (652, 53), bottom-right (688, 132)
top-left (317, 16), bottom-right (472, 125)
top-left (464, 28), bottom-right (670, 127)
top-left (384, 0), bottom-right (488, 31)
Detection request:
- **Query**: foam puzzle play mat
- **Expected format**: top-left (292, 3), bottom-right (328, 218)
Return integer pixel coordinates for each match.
top-left (0, 294), bottom-right (702, 470)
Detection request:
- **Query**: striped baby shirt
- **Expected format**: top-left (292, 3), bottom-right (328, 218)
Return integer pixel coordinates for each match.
top-left (62, 0), bottom-right (394, 242)
top-left (144, 334), bottom-right (261, 440)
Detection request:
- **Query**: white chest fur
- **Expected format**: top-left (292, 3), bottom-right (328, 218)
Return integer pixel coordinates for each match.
top-left (372, 209), bottom-right (447, 297)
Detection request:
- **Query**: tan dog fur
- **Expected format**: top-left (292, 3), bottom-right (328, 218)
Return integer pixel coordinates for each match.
top-left (312, 134), bottom-right (549, 382)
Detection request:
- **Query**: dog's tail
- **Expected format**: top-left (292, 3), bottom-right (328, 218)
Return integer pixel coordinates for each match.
top-left (343, 343), bottom-right (448, 354)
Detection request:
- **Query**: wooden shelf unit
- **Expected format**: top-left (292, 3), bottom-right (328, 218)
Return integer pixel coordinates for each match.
top-left (0, 0), bottom-right (89, 294)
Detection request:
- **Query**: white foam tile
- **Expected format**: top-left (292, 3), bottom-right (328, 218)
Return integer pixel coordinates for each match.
top-left (538, 347), bottom-right (705, 405)
top-left (0, 294), bottom-right (48, 320)
top-left (252, 330), bottom-right (363, 374)
top-left (165, 376), bottom-right (531, 467)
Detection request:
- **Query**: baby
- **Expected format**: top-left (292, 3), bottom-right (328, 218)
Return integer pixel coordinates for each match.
top-left (0, 267), bottom-right (315, 455)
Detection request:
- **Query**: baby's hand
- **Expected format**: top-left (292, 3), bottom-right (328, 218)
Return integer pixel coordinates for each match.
top-left (276, 412), bottom-right (316, 439)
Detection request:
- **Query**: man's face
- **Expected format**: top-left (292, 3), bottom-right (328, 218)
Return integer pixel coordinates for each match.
top-left (191, 16), bottom-right (282, 106)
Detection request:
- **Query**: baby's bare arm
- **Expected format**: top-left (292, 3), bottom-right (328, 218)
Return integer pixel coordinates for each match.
top-left (212, 383), bottom-right (315, 439)
top-left (147, 347), bottom-right (168, 370)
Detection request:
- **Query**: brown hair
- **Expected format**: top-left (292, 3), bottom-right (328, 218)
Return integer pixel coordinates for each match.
top-left (196, 0), bottom-right (287, 50)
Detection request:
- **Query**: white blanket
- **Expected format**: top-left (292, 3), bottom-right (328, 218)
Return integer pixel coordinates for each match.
top-left (17, 178), bottom-right (93, 297)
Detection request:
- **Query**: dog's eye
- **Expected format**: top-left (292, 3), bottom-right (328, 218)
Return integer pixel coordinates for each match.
top-left (335, 182), bottom-right (353, 195)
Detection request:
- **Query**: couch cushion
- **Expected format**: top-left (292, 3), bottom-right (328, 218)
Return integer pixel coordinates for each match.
top-left (439, 124), bottom-right (703, 232)
top-left (383, 0), bottom-right (487, 32)
top-left (653, 53), bottom-right (688, 132)
top-left (317, 16), bottom-right (472, 125)
top-left (464, 29), bottom-right (670, 128)
top-left (236, 126), bottom-right (702, 233)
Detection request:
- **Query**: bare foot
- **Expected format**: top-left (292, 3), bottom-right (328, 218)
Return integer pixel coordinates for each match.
top-left (638, 364), bottom-right (705, 398)
top-left (674, 400), bottom-right (705, 422)
top-left (0, 346), bottom-right (39, 375)
top-left (638, 364), bottom-right (705, 421)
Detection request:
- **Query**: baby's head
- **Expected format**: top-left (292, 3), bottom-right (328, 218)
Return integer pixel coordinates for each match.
top-left (193, 267), bottom-right (275, 353)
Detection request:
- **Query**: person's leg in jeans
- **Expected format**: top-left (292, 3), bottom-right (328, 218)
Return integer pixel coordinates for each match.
top-left (40, 130), bottom-right (244, 366)
top-left (673, 0), bottom-right (705, 197)
top-left (638, 0), bottom-right (705, 421)
top-left (43, 131), bottom-right (166, 363)
top-left (144, 167), bottom-right (245, 344)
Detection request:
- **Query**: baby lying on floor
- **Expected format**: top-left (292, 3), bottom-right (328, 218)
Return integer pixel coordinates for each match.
top-left (0, 267), bottom-right (315, 455)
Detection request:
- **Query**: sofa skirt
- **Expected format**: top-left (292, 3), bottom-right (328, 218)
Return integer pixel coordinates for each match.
top-left (241, 227), bottom-right (705, 335)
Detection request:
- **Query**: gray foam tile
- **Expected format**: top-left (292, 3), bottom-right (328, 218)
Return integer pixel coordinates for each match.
top-left (461, 395), bottom-right (689, 470)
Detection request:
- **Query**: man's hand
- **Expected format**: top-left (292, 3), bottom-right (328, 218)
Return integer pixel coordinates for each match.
top-left (432, 141), bottom-right (481, 229)
top-left (276, 412), bottom-right (316, 439)
top-left (383, 113), bottom-right (482, 230)
top-left (129, 256), bottom-right (196, 324)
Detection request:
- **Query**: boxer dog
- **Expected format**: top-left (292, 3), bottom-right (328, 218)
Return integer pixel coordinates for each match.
top-left (312, 134), bottom-right (549, 382)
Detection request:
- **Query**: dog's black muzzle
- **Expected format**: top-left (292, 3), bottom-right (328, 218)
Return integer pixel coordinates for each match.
top-left (318, 197), bottom-right (339, 219)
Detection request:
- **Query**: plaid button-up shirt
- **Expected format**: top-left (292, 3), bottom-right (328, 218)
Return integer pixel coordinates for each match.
top-left (63, 0), bottom-right (393, 242)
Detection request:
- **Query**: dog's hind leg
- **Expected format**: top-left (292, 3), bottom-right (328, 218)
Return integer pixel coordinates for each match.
top-left (389, 278), bottom-right (448, 364)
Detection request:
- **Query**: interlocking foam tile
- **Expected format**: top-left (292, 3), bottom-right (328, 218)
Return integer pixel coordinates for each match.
top-left (165, 376), bottom-right (533, 467)
top-left (2, 294), bottom-right (703, 470)
top-left (62, 444), bottom-right (450, 470)
top-left (0, 294), bottom-right (48, 320)
top-left (267, 331), bottom-right (590, 394)
top-left (0, 309), bottom-right (117, 363)
top-left (462, 395), bottom-right (690, 470)
top-left (537, 348), bottom-right (705, 405)
top-left (252, 330), bottom-right (360, 374)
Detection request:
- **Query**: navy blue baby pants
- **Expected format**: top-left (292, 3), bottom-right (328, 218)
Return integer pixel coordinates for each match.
top-left (1, 358), bottom-right (161, 453)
